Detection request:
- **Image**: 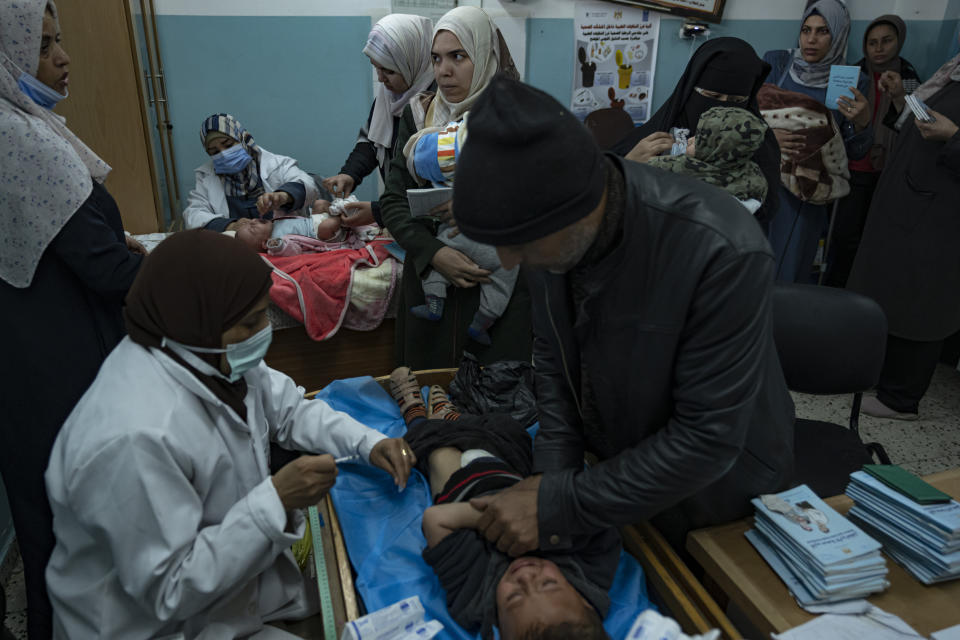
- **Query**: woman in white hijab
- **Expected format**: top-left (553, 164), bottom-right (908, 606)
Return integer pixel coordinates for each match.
top-left (0, 2), bottom-right (144, 636)
top-left (378, 6), bottom-right (527, 370)
top-left (322, 14), bottom-right (435, 227)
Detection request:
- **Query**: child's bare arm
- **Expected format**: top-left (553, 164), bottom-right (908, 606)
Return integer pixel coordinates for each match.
top-left (422, 503), bottom-right (484, 548)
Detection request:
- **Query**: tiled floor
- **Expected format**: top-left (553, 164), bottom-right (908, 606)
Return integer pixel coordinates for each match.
top-left (792, 363), bottom-right (960, 476)
top-left (3, 365), bottom-right (959, 638)
top-left (1, 545), bottom-right (24, 640)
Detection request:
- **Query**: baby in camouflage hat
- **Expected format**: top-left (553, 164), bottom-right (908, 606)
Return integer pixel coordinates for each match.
top-left (648, 106), bottom-right (769, 212)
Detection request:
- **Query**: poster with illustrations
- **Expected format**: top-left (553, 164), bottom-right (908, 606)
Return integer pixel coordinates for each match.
top-left (390, 0), bottom-right (455, 24)
top-left (572, 2), bottom-right (659, 125)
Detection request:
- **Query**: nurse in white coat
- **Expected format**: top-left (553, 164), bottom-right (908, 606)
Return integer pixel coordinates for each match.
top-left (183, 113), bottom-right (320, 231)
top-left (45, 230), bottom-right (414, 639)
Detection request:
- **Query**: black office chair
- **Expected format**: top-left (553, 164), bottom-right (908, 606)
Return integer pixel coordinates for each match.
top-left (584, 107), bottom-right (635, 150)
top-left (772, 283), bottom-right (891, 497)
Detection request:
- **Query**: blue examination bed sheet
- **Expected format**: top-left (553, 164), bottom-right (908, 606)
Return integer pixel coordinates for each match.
top-left (317, 376), bottom-right (652, 639)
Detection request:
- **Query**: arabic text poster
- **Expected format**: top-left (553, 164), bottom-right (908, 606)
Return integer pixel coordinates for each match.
top-left (572, 1), bottom-right (660, 125)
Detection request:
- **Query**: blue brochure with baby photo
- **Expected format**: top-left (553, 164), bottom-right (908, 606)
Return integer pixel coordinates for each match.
top-left (746, 529), bottom-right (886, 605)
top-left (754, 517), bottom-right (885, 579)
top-left (752, 484), bottom-right (881, 566)
top-left (824, 65), bottom-right (861, 110)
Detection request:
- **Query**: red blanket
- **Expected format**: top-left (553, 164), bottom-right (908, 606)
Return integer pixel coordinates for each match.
top-left (266, 239), bottom-right (394, 341)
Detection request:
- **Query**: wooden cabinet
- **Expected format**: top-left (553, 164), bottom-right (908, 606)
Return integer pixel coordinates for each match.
top-left (53, 0), bottom-right (177, 233)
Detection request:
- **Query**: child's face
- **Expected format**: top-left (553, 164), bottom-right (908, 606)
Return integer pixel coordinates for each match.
top-left (495, 557), bottom-right (594, 639)
top-left (234, 218), bottom-right (273, 252)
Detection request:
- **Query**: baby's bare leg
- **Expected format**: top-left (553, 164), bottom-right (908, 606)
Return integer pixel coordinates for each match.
top-left (315, 216), bottom-right (342, 241)
top-left (428, 447), bottom-right (463, 497)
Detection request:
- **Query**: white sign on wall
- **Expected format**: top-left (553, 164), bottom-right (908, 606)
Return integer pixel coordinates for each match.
top-left (391, 0), bottom-right (456, 23)
top-left (571, 1), bottom-right (659, 125)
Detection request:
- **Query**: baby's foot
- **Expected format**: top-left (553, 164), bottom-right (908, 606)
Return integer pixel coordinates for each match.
top-left (427, 385), bottom-right (460, 421)
top-left (411, 295), bottom-right (444, 321)
top-left (388, 366), bottom-right (425, 425)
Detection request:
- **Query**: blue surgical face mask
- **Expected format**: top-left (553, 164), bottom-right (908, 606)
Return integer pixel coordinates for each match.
top-left (161, 324), bottom-right (273, 383)
top-left (221, 325), bottom-right (272, 382)
top-left (18, 71), bottom-right (66, 110)
top-left (212, 144), bottom-right (252, 175)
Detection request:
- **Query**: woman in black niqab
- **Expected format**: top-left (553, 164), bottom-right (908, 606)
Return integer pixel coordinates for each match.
top-left (611, 37), bottom-right (781, 230)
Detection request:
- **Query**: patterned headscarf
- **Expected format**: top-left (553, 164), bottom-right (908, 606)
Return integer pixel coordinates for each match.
top-left (648, 107), bottom-right (769, 204)
top-left (363, 14), bottom-right (435, 167)
top-left (0, 0), bottom-right (112, 288)
top-left (788, 0), bottom-right (851, 88)
top-left (200, 113), bottom-right (264, 199)
top-left (914, 52), bottom-right (960, 103)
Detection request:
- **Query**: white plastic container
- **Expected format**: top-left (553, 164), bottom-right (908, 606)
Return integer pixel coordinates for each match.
top-left (339, 596), bottom-right (425, 640)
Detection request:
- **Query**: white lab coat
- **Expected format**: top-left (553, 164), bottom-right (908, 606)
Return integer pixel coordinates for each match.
top-left (182, 148), bottom-right (320, 229)
top-left (45, 337), bottom-right (386, 639)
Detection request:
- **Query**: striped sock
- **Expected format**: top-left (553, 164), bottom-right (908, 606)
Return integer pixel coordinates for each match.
top-left (433, 400), bottom-right (460, 421)
top-left (428, 385), bottom-right (461, 420)
top-left (404, 405), bottom-right (426, 425)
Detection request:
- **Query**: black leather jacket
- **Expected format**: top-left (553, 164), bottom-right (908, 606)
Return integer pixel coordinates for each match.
top-left (533, 155), bottom-right (795, 551)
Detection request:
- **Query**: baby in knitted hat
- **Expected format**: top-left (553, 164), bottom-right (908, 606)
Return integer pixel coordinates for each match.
top-left (408, 117), bottom-right (519, 346)
top-left (648, 106), bottom-right (769, 213)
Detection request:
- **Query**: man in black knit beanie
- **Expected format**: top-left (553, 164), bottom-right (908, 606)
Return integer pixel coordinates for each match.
top-left (455, 74), bottom-right (796, 553)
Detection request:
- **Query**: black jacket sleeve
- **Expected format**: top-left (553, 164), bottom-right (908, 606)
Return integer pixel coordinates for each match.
top-left (379, 105), bottom-right (445, 277)
top-left (939, 130), bottom-right (960, 177)
top-left (50, 186), bottom-right (143, 301)
top-left (422, 529), bottom-right (490, 632)
top-left (529, 278), bottom-right (587, 476)
top-left (275, 181), bottom-right (306, 211)
top-left (537, 250), bottom-right (777, 541)
top-left (338, 102), bottom-right (380, 188)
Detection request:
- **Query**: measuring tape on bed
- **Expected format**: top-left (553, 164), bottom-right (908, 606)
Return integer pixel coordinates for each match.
top-left (308, 505), bottom-right (338, 640)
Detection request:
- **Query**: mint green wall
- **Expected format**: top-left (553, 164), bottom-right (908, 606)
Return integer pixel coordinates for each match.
top-left (155, 15), bottom-right (378, 213)
top-left (150, 13), bottom-right (960, 212)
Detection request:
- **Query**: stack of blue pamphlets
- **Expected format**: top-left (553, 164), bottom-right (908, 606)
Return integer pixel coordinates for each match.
top-left (846, 470), bottom-right (960, 585)
top-left (745, 484), bottom-right (888, 606)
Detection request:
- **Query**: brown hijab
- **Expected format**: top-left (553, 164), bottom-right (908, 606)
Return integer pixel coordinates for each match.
top-left (862, 15), bottom-right (906, 168)
top-left (124, 229), bottom-right (273, 417)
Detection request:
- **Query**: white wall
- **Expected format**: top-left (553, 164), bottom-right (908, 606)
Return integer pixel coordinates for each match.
top-left (479, 0), bottom-right (954, 20)
top-left (153, 0), bottom-right (958, 21)
top-left (154, 0), bottom-right (390, 16)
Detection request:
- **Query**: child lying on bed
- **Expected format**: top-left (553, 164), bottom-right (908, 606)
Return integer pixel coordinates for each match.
top-left (231, 197), bottom-right (380, 256)
top-left (388, 367), bottom-right (618, 640)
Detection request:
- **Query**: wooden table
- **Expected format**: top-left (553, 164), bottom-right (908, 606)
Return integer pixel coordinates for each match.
top-left (265, 320), bottom-right (396, 392)
top-left (687, 468), bottom-right (960, 637)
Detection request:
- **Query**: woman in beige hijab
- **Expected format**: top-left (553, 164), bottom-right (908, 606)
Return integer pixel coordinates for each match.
top-left (379, 6), bottom-right (528, 370)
